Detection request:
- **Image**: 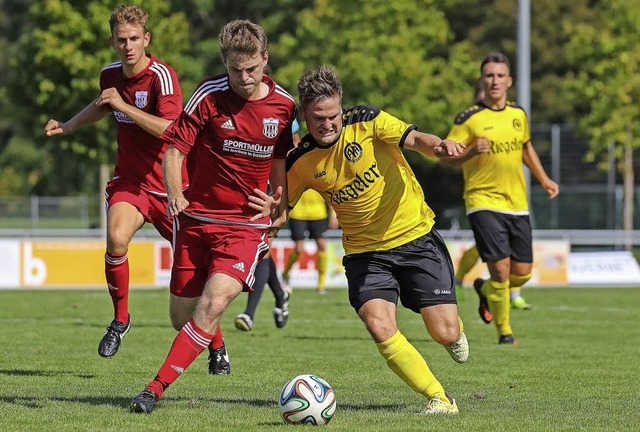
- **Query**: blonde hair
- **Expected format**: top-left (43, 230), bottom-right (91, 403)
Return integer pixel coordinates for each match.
top-left (219, 19), bottom-right (268, 61)
top-left (109, 5), bottom-right (148, 34)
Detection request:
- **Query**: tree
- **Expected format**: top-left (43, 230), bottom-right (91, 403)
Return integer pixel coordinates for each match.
top-left (445, 0), bottom-right (602, 124)
top-left (5, 0), bottom-right (191, 196)
top-left (272, 0), bottom-right (476, 136)
top-left (171, 0), bottom-right (314, 93)
top-left (268, 0), bottom-right (477, 228)
top-left (564, 0), bottom-right (640, 240)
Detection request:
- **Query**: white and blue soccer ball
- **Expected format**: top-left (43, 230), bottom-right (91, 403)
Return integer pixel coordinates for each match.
top-left (278, 374), bottom-right (336, 425)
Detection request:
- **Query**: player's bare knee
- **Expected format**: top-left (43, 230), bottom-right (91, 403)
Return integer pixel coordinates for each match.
top-left (427, 317), bottom-right (461, 346)
top-left (363, 317), bottom-right (397, 343)
top-left (106, 229), bottom-right (131, 253)
top-left (169, 313), bottom-right (186, 330)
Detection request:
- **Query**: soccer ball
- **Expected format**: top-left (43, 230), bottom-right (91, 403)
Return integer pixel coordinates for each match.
top-left (278, 374), bottom-right (336, 425)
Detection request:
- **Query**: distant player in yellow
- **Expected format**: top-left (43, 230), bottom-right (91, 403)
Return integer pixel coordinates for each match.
top-left (288, 65), bottom-right (467, 415)
top-left (283, 188), bottom-right (338, 294)
top-left (453, 81), bottom-right (533, 312)
top-left (443, 53), bottom-right (559, 345)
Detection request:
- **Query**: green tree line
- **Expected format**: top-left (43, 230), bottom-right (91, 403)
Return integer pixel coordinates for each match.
top-left (1, 0), bottom-right (637, 226)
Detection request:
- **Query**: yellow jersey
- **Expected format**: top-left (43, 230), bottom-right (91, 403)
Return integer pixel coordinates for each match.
top-left (289, 189), bottom-right (328, 220)
top-left (446, 101), bottom-right (530, 215)
top-left (287, 106), bottom-right (435, 255)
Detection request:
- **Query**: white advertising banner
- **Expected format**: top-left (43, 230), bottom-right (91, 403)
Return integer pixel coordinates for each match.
top-left (2, 237), bottom-right (635, 288)
top-left (568, 251), bottom-right (640, 285)
top-left (0, 240), bottom-right (21, 287)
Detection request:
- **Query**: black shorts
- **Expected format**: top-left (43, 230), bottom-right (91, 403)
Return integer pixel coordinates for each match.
top-left (468, 211), bottom-right (533, 263)
top-left (289, 218), bottom-right (328, 241)
top-left (342, 230), bottom-right (456, 314)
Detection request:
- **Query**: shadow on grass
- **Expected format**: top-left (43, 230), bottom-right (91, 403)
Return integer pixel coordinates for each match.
top-left (289, 335), bottom-right (436, 344)
top-left (289, 334), bottom-right (371, 341)
top-left (0, 369), bottom-right (95, 379)
top-left (77, 321), bottom-right (173, 330)
top-left (0, 393), bottom-right (405, 414)
top-left (210, 397), bottom-right (402, 412)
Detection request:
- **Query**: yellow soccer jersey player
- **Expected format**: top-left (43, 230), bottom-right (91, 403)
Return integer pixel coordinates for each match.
top-left (446, 101), bottom-right (530, 215)
top-left (287, 106), bottom-right (434, 255)
top-left (289, 65), bottom-right (467, 416)
top-left (289, 189), bottom-right (327, 220)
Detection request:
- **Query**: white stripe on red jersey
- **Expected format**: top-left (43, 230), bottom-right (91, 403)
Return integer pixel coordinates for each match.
top-left (184, 77), bottom-right (229, 115)
top-left (102, 61), bottom-right (121, 72)
top-left (149, 62), bottom-right (174, 96)
top-left (274, 84), bottom-right (295, 103)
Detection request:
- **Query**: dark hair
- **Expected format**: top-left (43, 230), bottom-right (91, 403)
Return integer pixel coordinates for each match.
top-left (109, 5), bottom-right (148, 35)
top-left (480, 52), bottom-right (511, 75)
top-left (297, 65), bottom-right (343, 107)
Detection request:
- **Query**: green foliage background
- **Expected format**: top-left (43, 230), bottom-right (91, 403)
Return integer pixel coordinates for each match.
top-left (0, 0), bottom-right (636, 209)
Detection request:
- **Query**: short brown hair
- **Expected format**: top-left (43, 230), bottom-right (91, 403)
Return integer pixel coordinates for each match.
top-left (480, 52), bottom-right (511, 75)
top-left (297, 65), bottom-right (343, 107)
top-left (219, 20), bottom-right (268, 61)
top-left (109, 5), bottom-right (148, 35)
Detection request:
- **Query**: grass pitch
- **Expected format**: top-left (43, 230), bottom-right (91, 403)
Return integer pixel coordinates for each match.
top-left (0, 286), bottom-right (638, 431)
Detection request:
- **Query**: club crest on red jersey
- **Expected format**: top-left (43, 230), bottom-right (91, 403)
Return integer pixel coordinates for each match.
top-left (135, 91), bottom-right (148, 108)
top-left (262, 117), bottom-right (280, 139)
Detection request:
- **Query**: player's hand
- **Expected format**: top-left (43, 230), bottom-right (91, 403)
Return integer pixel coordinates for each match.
top-left (44, 119), bottom-right (66, 136)
top-left (544, 179), bottom-right (560, 199)
top-left (97, 87), bottom-right (126, 111)
top-left (248, 186), bottom-right (281, 222)
top-left (167, 196), bottom-right (189, 219)
top-left (269, 207), bottom-right (287, 238)
top-left (475, 137), bottom-right (490, 154)
top-left (434, 139), bottom-right (466, 157)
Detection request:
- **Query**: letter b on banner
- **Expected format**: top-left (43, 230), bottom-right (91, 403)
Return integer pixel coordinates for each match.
top-left (23, 242), bottom-right (47, 286)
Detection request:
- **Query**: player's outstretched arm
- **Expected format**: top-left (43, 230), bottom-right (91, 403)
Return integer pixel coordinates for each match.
top-left (44, 99), bottom-right (110, 136)
top-left (97, 87), bottom-right (172, 138)
top-left (523, 141), bottom-right (559, 199)
top-left (439, 137), bottom-right (489, 167)
top-left (163, 145), bottom-right (189, 218)
top-left (403, 130), bottom-right (465, 159)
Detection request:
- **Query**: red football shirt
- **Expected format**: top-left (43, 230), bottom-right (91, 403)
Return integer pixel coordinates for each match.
top-left (164, 74), bottom-right (295, 224)
top-left (100, 53), bottom-right (185, 194)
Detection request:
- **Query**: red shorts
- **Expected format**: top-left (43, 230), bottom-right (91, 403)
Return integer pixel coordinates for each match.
top-left (105, 179), bottom-right (173, 242)
top-left (170, 215), bottom-right (270, 298)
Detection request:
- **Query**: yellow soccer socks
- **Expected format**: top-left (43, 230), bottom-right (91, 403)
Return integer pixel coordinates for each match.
top-left (482, 279), bottom-right (512, 336)
top-left (455, 246), bottom-right (480, 283)
top-left (283, 250), bottom-right (300, 281)
top-left (376, 331), bottom-right (447, 402)
top-left (317, 250), bottom-right (327, 292)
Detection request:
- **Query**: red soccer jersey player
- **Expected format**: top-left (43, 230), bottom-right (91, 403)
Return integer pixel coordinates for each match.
top-left (130, 19), bottom-right (295, 414)
top-left (100, 53), bottom-right (185, 194)
top-left (43, 5), bottom-right (230, 370)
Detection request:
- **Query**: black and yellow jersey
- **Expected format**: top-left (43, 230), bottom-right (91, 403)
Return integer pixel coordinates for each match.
top-left (287, 105), bottom-right (435, 255)
top-left (446, 101), bottom-right (530, 215)
top-left (289, 189), bottom-right (328, 220)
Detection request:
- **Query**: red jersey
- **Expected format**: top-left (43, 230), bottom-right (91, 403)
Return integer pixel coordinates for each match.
top-left (100, 53), bottom-right (185, 194)
top-left (164, 74), bottom-right (295, 224)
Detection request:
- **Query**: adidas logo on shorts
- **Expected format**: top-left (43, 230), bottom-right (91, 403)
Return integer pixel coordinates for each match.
top-left (232, 262), bottom-right (245, 272)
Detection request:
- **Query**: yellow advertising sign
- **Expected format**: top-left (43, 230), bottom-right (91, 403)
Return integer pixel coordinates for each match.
top-left (448, 240), bottom-right (569, 286)
top-left (22, 240), bottom-right (156, 287)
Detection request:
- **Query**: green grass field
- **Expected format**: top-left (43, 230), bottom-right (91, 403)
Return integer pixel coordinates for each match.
top-left (0, 286), bottom-right (638, 431)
